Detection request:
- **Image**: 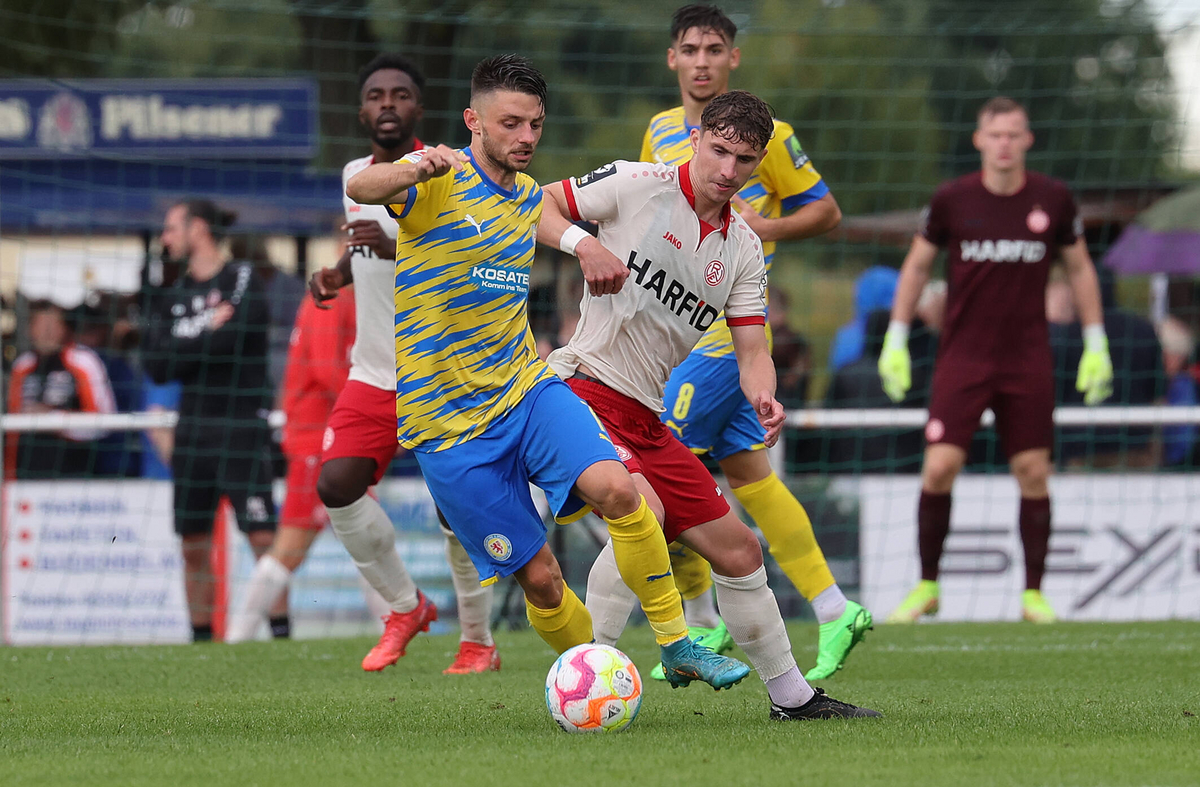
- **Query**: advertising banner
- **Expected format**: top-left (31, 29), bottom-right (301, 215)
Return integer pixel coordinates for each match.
top-left (2, 480), bottom-right (190, 644)
top-left (859, 475), bottom-right (1200, 621)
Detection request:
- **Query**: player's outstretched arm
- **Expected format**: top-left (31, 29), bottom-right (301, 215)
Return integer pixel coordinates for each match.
top-left (538, 183), bottom-right (628, 296)
top-left (879, 235), bottom-right (939, 402)
top-left (345, 144), bottom-right (467, 204)
top-left (731, 192), bottom-right (842, 244)
top-left (730, 323), bottom-right (785, 447)
top-left (1062, 239), bottom-right (1113, 405)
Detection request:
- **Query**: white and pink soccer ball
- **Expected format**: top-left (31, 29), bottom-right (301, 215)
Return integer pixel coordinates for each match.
top-left (545, 643), bottom-right (642, 733)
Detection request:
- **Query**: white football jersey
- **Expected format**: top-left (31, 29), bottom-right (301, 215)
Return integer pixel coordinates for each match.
top-left (342, 154), bottom-right (401, 391)
top-left (547, 160), bottom-right (767, 412)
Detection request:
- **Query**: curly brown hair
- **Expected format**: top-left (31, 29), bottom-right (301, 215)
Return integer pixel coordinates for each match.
top-left (699, 90), bottom-right (774, 151)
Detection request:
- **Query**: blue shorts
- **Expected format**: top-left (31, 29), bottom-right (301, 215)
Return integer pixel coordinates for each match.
top-left (661, 353), bottom-right (766, 462)
top-left (415, 377), bottom-right (619, 585)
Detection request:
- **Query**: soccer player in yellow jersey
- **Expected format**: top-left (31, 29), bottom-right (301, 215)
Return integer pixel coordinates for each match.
top-left (345, 55), bottom-right (748, 690)
top-left (629, 4), bottom-right (870, 682)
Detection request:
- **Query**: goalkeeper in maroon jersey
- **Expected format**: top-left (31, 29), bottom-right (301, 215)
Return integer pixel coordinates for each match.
top-left (879, 97), bottom-right (1113, 624)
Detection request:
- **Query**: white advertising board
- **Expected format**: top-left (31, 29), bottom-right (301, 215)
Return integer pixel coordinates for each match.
top-left (859, 475), bottom-right (1200, 621)
top-left (2, 480), bottom-right (190, 644)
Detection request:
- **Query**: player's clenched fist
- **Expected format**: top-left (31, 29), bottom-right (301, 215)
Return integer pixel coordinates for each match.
top-left (877, 324), bottom-right (912, 403)
top-left (576, 236), bottom-right (630, 296)
top-left (415, 144), bottom-right (469, 182)
top-left (309, 265), bottom-right (347, 309)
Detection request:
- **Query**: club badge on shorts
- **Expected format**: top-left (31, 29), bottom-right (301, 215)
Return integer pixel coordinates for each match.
top-left (485, 533), bottom-right (513, 561)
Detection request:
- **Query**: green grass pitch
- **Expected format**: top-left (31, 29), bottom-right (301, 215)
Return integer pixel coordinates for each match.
top-left (3, 621), bottom-right (1197, 786)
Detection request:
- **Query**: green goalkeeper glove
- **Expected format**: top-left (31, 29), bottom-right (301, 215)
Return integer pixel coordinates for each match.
top-left (1076, 324), bottom-right (1113, 406)
top-left (877, 321), bottom-right (912, 403)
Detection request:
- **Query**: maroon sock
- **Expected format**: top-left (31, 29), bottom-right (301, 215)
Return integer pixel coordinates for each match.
top-left (1019, 497), bottom-right (1052, 590)
top-left (918, 491), bottom-right (952, 582)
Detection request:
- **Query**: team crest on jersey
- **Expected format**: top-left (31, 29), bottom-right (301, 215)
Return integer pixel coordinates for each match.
top-left (484, 533), bottom-right (513, 561)
top-left (925, 418), bottom-right (946, 443)
top-left (575, 163), bottom-right (617, 188)
top-left (614, 444), bottom-right (633, 462)
top-left (704, 260), bottom-right (725, 286)
top-left (1027, 207), bottom-right (1050, 234)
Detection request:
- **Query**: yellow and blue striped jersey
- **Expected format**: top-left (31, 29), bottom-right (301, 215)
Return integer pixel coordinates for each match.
top-left (640, 107), bottom-right (828, 357)
top-left (388, 147), bottom-right (555, 452)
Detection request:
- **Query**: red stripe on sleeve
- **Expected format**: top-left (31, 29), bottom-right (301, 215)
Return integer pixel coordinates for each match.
top-left (561, 179), bottom-right (581, 222)
top-left (726, 315), bottom-right (766, 327)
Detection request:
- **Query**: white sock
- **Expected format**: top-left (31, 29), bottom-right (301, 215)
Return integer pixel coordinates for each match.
top-left (226, 554), bottom-right (291, 643)
top-left (357, 573), bottom-right (392, 623)
top-left (765, 666), bottom-right (815, 708)
top-left (683, 590), bottom-right (721, 630)
top-left (711, 566), bottom-right (813, 707)
top-left (443, 527), bottom-right (494, 646)
top-left (326, 495), bottom-right (418, 614)
top-left (585, 540), bottom-right (639, 647)
top-left (811, 584), bottom-right (848, 625)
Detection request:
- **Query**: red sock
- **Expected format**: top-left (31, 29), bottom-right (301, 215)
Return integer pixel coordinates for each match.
top-left (918, 491), bottom-right (952, 582)
top-left (1019, 497), bottom-right (1052, 590)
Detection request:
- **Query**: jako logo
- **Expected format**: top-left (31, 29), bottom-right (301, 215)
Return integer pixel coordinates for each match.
top-left (662, 230), bottom-right (682, 250)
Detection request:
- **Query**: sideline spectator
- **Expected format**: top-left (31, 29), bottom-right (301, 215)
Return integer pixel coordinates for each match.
top-left (74, 296), bottom-right (144, 476)
top-left (5, 300), bottom-right (117, 479)
top-left (825, 310), bottom-right (924, 472)
top-left (1158, 316), bottom-right (1197, 466)
top-left (828, 265), bottom-right (897, 371)
top-left (142, 199), bottom-right (277, 643)
top-left (231, 234), bottom-right (306, 394)
top-left (768, 286), bottom-right (811, 407)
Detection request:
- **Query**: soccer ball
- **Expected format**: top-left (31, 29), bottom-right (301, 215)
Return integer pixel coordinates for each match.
top-left (545, 643), bottom-right (642, 733)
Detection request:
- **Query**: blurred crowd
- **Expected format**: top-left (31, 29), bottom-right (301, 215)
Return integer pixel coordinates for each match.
top-left (5, 241), bottom-right (1199, 479)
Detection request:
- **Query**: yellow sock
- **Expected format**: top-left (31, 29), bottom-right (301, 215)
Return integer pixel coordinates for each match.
top-left (670, 546), bottom-right (713, 600)
top-left (525, 584), bottom-right (594, 655)
top-left (604, 496), bottom-right (687, 646)
top-left (734, 473), bottom-right (835, 602)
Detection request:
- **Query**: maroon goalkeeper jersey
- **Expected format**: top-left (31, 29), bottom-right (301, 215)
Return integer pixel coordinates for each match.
top-left (920, 170), bottom-right (1081, 369)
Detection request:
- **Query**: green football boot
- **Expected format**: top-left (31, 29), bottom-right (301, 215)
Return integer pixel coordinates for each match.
top-left (885, 580), bottom-right (939, 624)
top-left (649, 620), bottom-right (735, 681)
top-left (1021, 589), bottom-right (1057, 623)
top-left (804, 600), bottom-right (873, 681)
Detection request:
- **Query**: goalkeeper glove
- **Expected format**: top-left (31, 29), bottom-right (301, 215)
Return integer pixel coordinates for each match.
top-left (878, 321), bottom-right (912, 403)
top-left (1076, 324), bottom-right (1113, 406)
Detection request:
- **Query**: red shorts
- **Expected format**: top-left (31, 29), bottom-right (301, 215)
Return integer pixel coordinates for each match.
top-left (281, 452), bottom-right (328, 531)
top-left (926, 357), bottom-right (1054, 459)
top-left (320, 379), bottom-right (400, 485)
top-left (566, 377), bottom-right (730, 543)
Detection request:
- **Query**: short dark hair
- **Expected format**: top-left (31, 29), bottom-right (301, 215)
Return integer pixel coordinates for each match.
top-left (175, 199), bottom-right (237, 241)
top-left (671, 4), bottom-right (737, 44)
top-left (700, 90), bottom-right (774, 151)
top-left (470, 54), bottom-right (547, 108)
top-left (978, 96), bottom-right (1028, 123)
top-left (27, 299), bottom-right (62, 317)
top-left (358, 53), bottom-right (426, 99)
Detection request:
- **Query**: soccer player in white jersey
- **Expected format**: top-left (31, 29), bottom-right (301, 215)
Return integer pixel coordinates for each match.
top-left (638, 4), bottom-right (868, 683)
top-left (539, 91), bottom-right (879, 720)
top-left (234, 54), bottom-right (500, 674)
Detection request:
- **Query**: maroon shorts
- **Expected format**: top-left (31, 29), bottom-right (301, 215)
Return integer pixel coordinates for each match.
top-left (281, 452), bottom-right (328, 531)
top-left (320, 379), bottom-right (400, 485)
top-left (566, 377), bottom-right (730, 543)
top-left (926, 358), bottom-right (1054, 459)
